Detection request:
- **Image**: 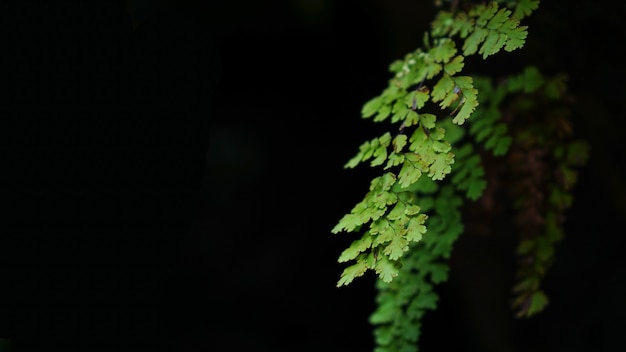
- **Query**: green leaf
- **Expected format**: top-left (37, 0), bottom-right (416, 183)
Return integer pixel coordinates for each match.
top-left (454, 75), bottom-right (474, 90)
top-left (405, 89), bottom-right (430, 110)
top-left (371, 145), bottom-right (388, 167)
top-left (369, 299), bottom-right (396, 324)
top-left (476, 3), bottom-right (498, 27)
top-left (514, 0), bottom-right (540, 20)
top-left (432, 140), bottom-right (451, 153)
top-left (338, 233), bottom-right (373, 262)
top-left (385, 152), bottom-right (405, 170)
top-left (465, 178), bottom-right (487, 200)
top-left (374, 257), bottom-right (400, 283)
top-left (483, 125), bottom-right (506, 150)
top-left (362, 96), bottom-right (383, 118)
top-left (344, 153), bottom-right (362, 169)
top-left (431, 75), bottom-right (455, 104)
top-left (406, 215), bottom-right (427, 242)
top-left (486, 7), bottom-right (512, 30)
top-left (419, 113), bottom-right (437, 129)
top-left (372, 191), bottom-right (397, 209)
top-left (405, 204), bottom-right (421, 216)
top-left (521, 66), bottom-right (545, 93)
top-left (372, 221), bottom-right (395, 247)
top-left (361, 204), bottom-right (386, 223)
top-left (452, 13), bottom-right (473, 38)
top-left (393, 134), bottom-right (408, 153)
top-left (408, 129), bottom-right (434, 160)
top-left (429, 152), bottom-right (454, 180)
top-left (404, 110), bottom-right (419, 127)
top-left (370, 218), bottom-right (390, 236)
top-left (344, 137), bottom-right (379, 169)
top-left (429, 263), bottom-right (449, 284)
top-left (492, 135), bottom-right (512, 155)
top-left (415, 291), bottom-right (438, 310)
top-left (389, 59), bottom-right (405, 74)
top-left (422, 57), bottom-right (442, 79)
top-left (380, 172), bottom-right (397, 191)
top-left (444, 55), bottom-right (464, 75)
top-left (383, 236), bottom-right (409, 260)
top-left (431, 11), bottom-right (454, 37)
top-left (463, 27), bottom-right (488, 56)
top-left (332, 213), bottom-right (362, 233)
top-left (337, 259), bottom-right (369, 287)
top-left (453, 89), bottom-right (478, 124)
top-left (429, 38), bottom-right (457, 63)
top-left (374, 103), bottom-right (392, 122)
top-left (527, 290), bottom-right (549, 316)
top-left (382, 85), bottom-right (403, 104)
top-left (504, 26), bottom-right (528, 52)
top-left (391, 104), bottom-right (410, 123)
top-left (387, 202), bottom-right (407, 221)
top-left (397, 156), bottom-right (423, 188)
top-left (379, 132), bottom-right (392, 147)
top-left (373, 325), bottom-right (394, 347)
top-left (479, 31), bottom-right (507, 59)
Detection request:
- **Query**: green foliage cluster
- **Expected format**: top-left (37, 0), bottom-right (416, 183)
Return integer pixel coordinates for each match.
top-left (369, 178), bottom-right (463, 352)
top-left (332, 0), bottom-right (538, 286)
top-left (499, 68), bottom-right (589, 317)
top-left (366, 67), bottom-right (586, 352)
top-left (329, 0), bottom-right (587, 350)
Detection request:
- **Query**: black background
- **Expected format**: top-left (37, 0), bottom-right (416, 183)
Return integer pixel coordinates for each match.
top-left (1, 1), bottom-right (625, 351)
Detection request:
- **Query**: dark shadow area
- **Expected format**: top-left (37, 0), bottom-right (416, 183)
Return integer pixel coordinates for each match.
top-left (1, 0), bottom-right (624, 351)
top-left (1, 1), bottom-right (215, 351)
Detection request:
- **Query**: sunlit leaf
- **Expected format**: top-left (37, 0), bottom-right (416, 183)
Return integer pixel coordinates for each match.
top-left (338, 234), bottom-right (373, 262)
top-left (362, 96), bottom-right (383, 118)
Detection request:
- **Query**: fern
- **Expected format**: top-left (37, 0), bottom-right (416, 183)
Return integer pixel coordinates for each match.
top-left (370, 184), bottom-right (462, 352)
top-left (331, 0), bottom-right (589, 351)
top-left (332, 0), bottom-right (537, 286)
top-left (501, 68), bottom-right (589, 317)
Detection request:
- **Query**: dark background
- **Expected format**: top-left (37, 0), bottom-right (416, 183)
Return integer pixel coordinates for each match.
top-left (1, 1), bottom-right (624, 351)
